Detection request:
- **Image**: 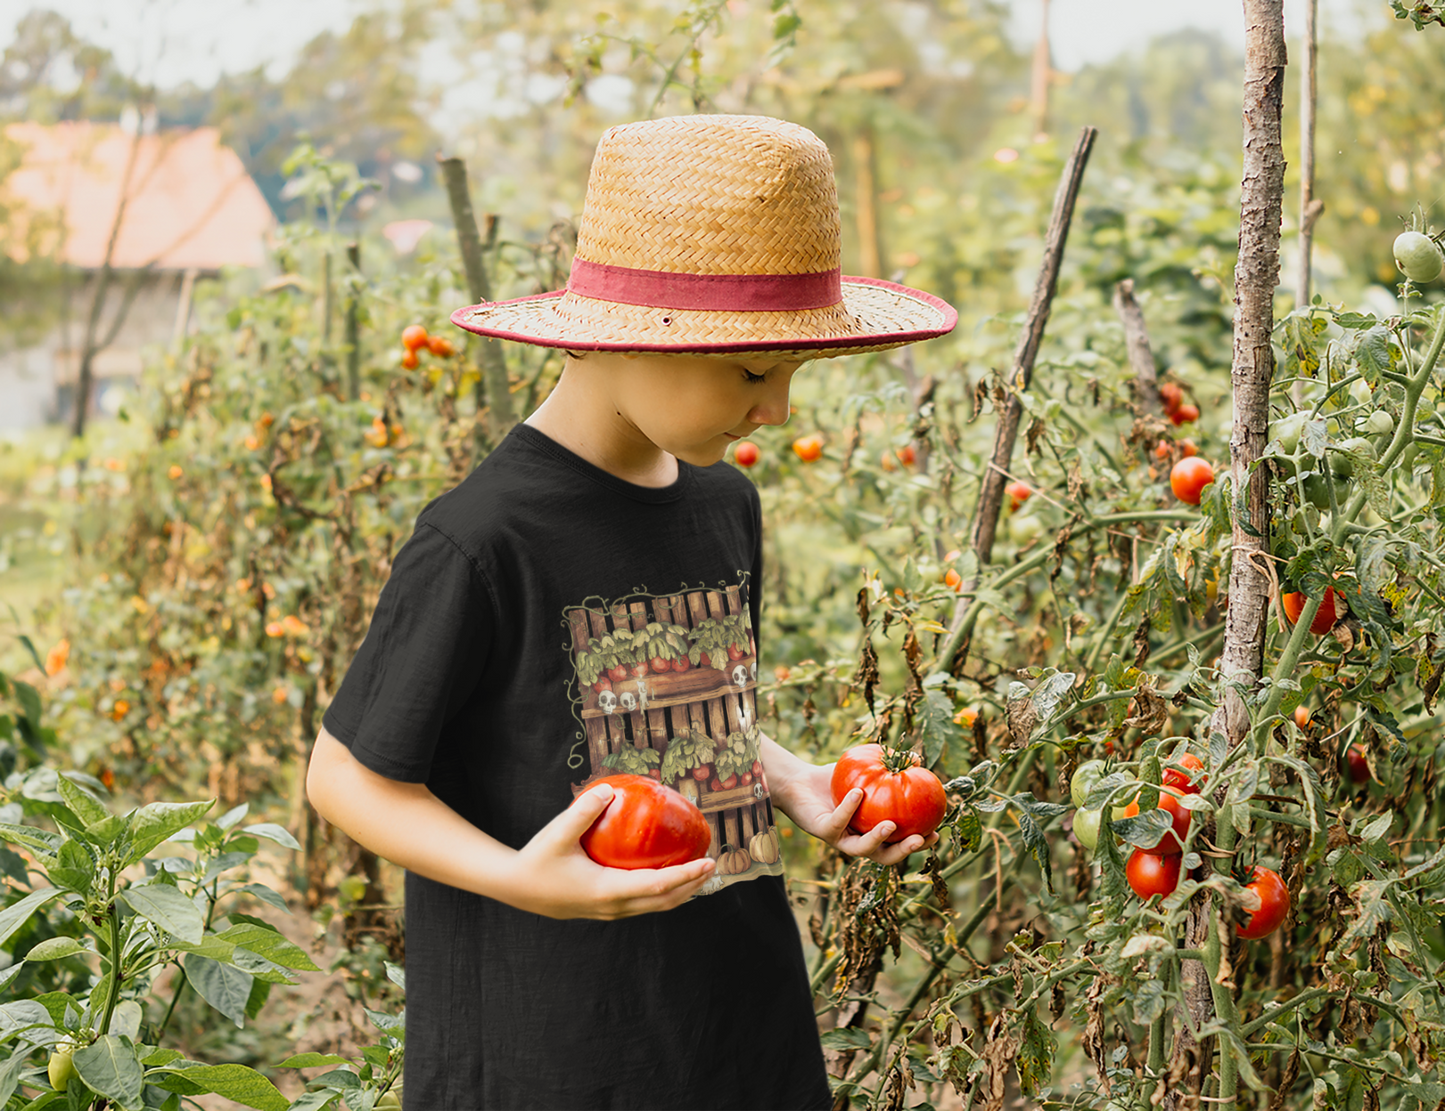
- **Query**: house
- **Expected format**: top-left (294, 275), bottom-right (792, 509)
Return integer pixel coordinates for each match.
top-left (0, 121), bottom-right (275, 430)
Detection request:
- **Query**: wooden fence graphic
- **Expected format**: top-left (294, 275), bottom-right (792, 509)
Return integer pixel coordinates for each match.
top-left (565, 583), bottom-right (782, 886)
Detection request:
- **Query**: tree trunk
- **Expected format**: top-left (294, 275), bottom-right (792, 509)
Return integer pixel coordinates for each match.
top-left (1166, 2), bottom-right (1287, 1099)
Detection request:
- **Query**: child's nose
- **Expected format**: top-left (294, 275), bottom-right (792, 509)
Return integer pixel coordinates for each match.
top-left (748, 381), bottom-right (793, 426)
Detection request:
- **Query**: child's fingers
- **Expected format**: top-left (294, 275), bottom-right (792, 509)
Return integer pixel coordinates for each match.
top-left (601, 857), bottom-right (715, 916)
top-left (543, 783), bottom-right (615, 848)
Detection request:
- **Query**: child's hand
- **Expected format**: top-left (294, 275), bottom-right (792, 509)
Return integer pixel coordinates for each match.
top-left (783, 766), bottom-right (939, 866)
top-left (505, 782), bottom-right (716, 920)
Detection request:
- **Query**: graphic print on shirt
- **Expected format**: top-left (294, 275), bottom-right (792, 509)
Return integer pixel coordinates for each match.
top-left (562, 575), bottom-right (784, 894)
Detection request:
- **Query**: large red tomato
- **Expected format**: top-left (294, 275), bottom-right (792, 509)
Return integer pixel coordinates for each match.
top-left (1126, 848), bottom-right (1182, 899)
top-left (830, 743), bottom-right (947, 842)
top-left (1237, 866), bottom-right (1290, 939)
top-left (577, 775), bottom-right (711, 869)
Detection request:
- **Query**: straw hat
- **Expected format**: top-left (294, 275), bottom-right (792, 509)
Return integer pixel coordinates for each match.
top-left (450, 114), bottom-right (956, 359)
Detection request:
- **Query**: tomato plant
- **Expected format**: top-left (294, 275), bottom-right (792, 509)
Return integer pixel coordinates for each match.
top-left (577, 774), bottom-right (712, 869)
top-left (830, 743), bottom-right (947, 842)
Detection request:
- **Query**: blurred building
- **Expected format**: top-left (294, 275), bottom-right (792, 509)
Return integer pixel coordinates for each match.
top-left (0, 121), bottom-right (274, 429)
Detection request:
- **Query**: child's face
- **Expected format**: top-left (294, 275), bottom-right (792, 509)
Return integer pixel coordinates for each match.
top-left (584, 352), bottom-right (805, 467)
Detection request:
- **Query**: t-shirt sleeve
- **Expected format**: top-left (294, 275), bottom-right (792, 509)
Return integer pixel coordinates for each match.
top-left (322, 521), bottom-right (492, 782)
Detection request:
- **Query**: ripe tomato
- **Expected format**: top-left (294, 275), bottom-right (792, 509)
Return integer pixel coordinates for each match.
top-left (1119, 790), bottom-right (1190, 853)
top-left (734, 441), bottom-right (760, 467)
top-left (1281, 588), bottom-right (1338, 636)
top-left (1237, 865), bottom-right (1290, 939)
top-left (831, 743), bottom-right (947, 842)
top-left (792, 434), bottom-right (824, 462)
top-left (1293, 705), bottom-right (1311, 729)
top-left (427, 335), bottom-right (455, 358)
top-left (1126, 848), bottom-right (1181, 899)
top-left (1161, 752), bottom-right (1205, 795)
top-left (1159, 382), bottom-right (1184, 414)
top-left (401, 349), bottom-right (420, 370)
top-left (1345, 742), bottom-right (1369, 784)
top-left (1169, 456), bottom-right (1215, 505)
top-left (1170, 403), bottom-right (1200, 426)
top-left (670, 656), bottom-right (691, 672)
top-left (943, 568), bottom-right (963, 591)
top-left (401, 324), bottom-right (429, 351)
top-left (1179, 439), bottom-right (1197, 457)
top-left (1005, 480), bottom-right (1033, 512)
top-left (897, 444), bottom-right (916, 466)
top-left (577, 774), bottom-right (711, 869)
top-left (649, 656), bottom-right (671, 673)
top-left (692, 765), bottom-right (711, 781)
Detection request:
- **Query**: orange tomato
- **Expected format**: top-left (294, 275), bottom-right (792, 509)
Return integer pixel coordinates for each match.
top-left (401, 324), bottom-right (429, 351)
top-left (943, 568), bottom-right (963, 591)
top-left (1169, 457), bottom-right (1215, 505)
top-left (1005, 480), bottom-right (1033, 512)
top-left (792, 434), bottom-right (824, 462)
top-left (427, 335), bottom-right (455, 358)
top-left (401, 349), bottom-right (420, 370)
top-left (1159, 382), bottom-right (1184, 413)
top-left (1281, 588), bottom-right (1338, 636)
top-left (1293, 705), bottom-right (1311, 729)
top-left (1171, 403), bottom-right (1200, 426)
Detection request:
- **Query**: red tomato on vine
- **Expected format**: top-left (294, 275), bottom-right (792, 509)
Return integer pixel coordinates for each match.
top-left (830, 743), bottom-right (947, 842)
top-left (1237, 865), bottom-right (1290, 939)
top-left (1170, 457), bottom-right (1215, 505)
top-left (1126, 848), bottom-right (1181, 899)
top-left (1281, 588), bottom-right (1338, 636)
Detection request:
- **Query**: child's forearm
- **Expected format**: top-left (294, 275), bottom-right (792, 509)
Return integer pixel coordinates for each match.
top-left (307, 728), bottom-right (526, 900)
top-left (758, 732), bottom-right (833, 824)
top-left (306, 727), bottom-right (714, 919)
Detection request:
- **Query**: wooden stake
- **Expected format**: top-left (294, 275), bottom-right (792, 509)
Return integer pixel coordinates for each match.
top-left (1113, 279), bottom-right (1161, 416)
top-left (438, 154), bottom-right (515, 441)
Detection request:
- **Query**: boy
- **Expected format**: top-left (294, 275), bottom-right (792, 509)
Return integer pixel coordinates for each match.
top-left (307, 114), bottom-right (956, 1109)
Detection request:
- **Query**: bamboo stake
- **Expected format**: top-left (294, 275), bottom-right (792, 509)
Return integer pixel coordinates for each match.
top-left (945, 126), bottom-right (1097, 663)
top-left (1296, 0), bottom-right (1322, 309)
top-left (438, 154), bottom-right (515, 441)
top-left (1165, 4), bottom-right (1288, 1105)
top-left (345, 242), bottom-right (361, 403)
top-left (1113, 278), bottom-right (1161, 416)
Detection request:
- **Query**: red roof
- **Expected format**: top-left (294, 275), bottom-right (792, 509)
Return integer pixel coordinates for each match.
top-left (3, 121), bottom-right (274, 270)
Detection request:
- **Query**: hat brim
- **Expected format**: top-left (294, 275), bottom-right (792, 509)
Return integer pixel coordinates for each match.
top-left (450, 276), bottom-right (957, 359)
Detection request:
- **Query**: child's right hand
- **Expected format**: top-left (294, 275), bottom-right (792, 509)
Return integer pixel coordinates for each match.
top-left (505, 782), bottom-right (716, 920)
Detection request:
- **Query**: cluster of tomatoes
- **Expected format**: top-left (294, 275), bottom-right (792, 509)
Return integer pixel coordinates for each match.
top-left (1071, 753), bottom-right (1290, 940)
top-left (1159, 381), bottom-right (1199, 427)
top-left (399, 323), bottom-right (456, 369)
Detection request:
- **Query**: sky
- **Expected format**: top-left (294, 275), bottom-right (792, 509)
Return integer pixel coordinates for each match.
top-left (2, 0), bottom-right (1388, 90)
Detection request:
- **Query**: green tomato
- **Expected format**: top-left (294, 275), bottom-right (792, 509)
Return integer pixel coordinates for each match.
top-left (1007, 513), bottom-right (1046, 545)
top-left (1394, 231), bottom-right (1444, 283)
top-left (1073, 807), bottom-right (1101, 851)
top-left (1272, 411), bottom-right (1308, 454)
top-left (48, 1045), bottom-right (75, 1092)
top-left (1070, 759), bottom-right (1107, 808)
top-left (1330, 436), bottom-right (1377, 479)
top-left (1347, 378), bottom-right (1373, 409)
top-left (1302, 472), bottom-right (1335, 510)
top-left (1361, 410), bottom-right (1394, 438)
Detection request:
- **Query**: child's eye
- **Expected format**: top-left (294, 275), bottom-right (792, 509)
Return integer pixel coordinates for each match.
top-left (743, 370), bottom-right (768, 385)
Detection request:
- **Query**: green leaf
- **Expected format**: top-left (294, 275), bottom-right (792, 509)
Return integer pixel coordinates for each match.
top-left (184, 954), bottom-right (254, 1027)
top-left (73, 1034), bottom-right (145, 1107)
top-left (0, 886), bottom-right (62, 948)
top-left (914, 689), bottom-right (962, 770)
top-left (240, 823), bottom-right (301, 851)
top-left (1012, 806), bottom-right (1054, 894)
top-left (119, 883), bottom-right (204, 944)
top-left (25, 936), bottom-right (87, 961)
top-left (277, 1053), bottom-right (352, 1069)
top-left (56, 776), bottom-right (110, 828)
top-left (0, 822), bottom-right (63, 856)
top-left (152, 1064), bottom-right (288, 1111)
top-left (122, 799), bottom-right (215, 867)
top-left (286, 1092), bottom-right (344, 1110)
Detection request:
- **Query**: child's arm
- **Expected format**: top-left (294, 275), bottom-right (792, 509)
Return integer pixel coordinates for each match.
top-left (759, 734), bottom-right (939, 866)
top-left (307, 728), bottom-right (715, 919)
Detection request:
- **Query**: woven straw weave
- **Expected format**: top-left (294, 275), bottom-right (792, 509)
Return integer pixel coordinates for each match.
top-left (451, 114), bottom-right (957, 358)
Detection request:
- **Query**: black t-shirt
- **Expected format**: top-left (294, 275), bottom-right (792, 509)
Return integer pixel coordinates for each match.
top-left (323, 424), bottom-right (831, 1111)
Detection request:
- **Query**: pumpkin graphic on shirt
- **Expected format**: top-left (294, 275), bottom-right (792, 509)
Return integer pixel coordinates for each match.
top-left (562, 577), bottom-right (782, 892)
